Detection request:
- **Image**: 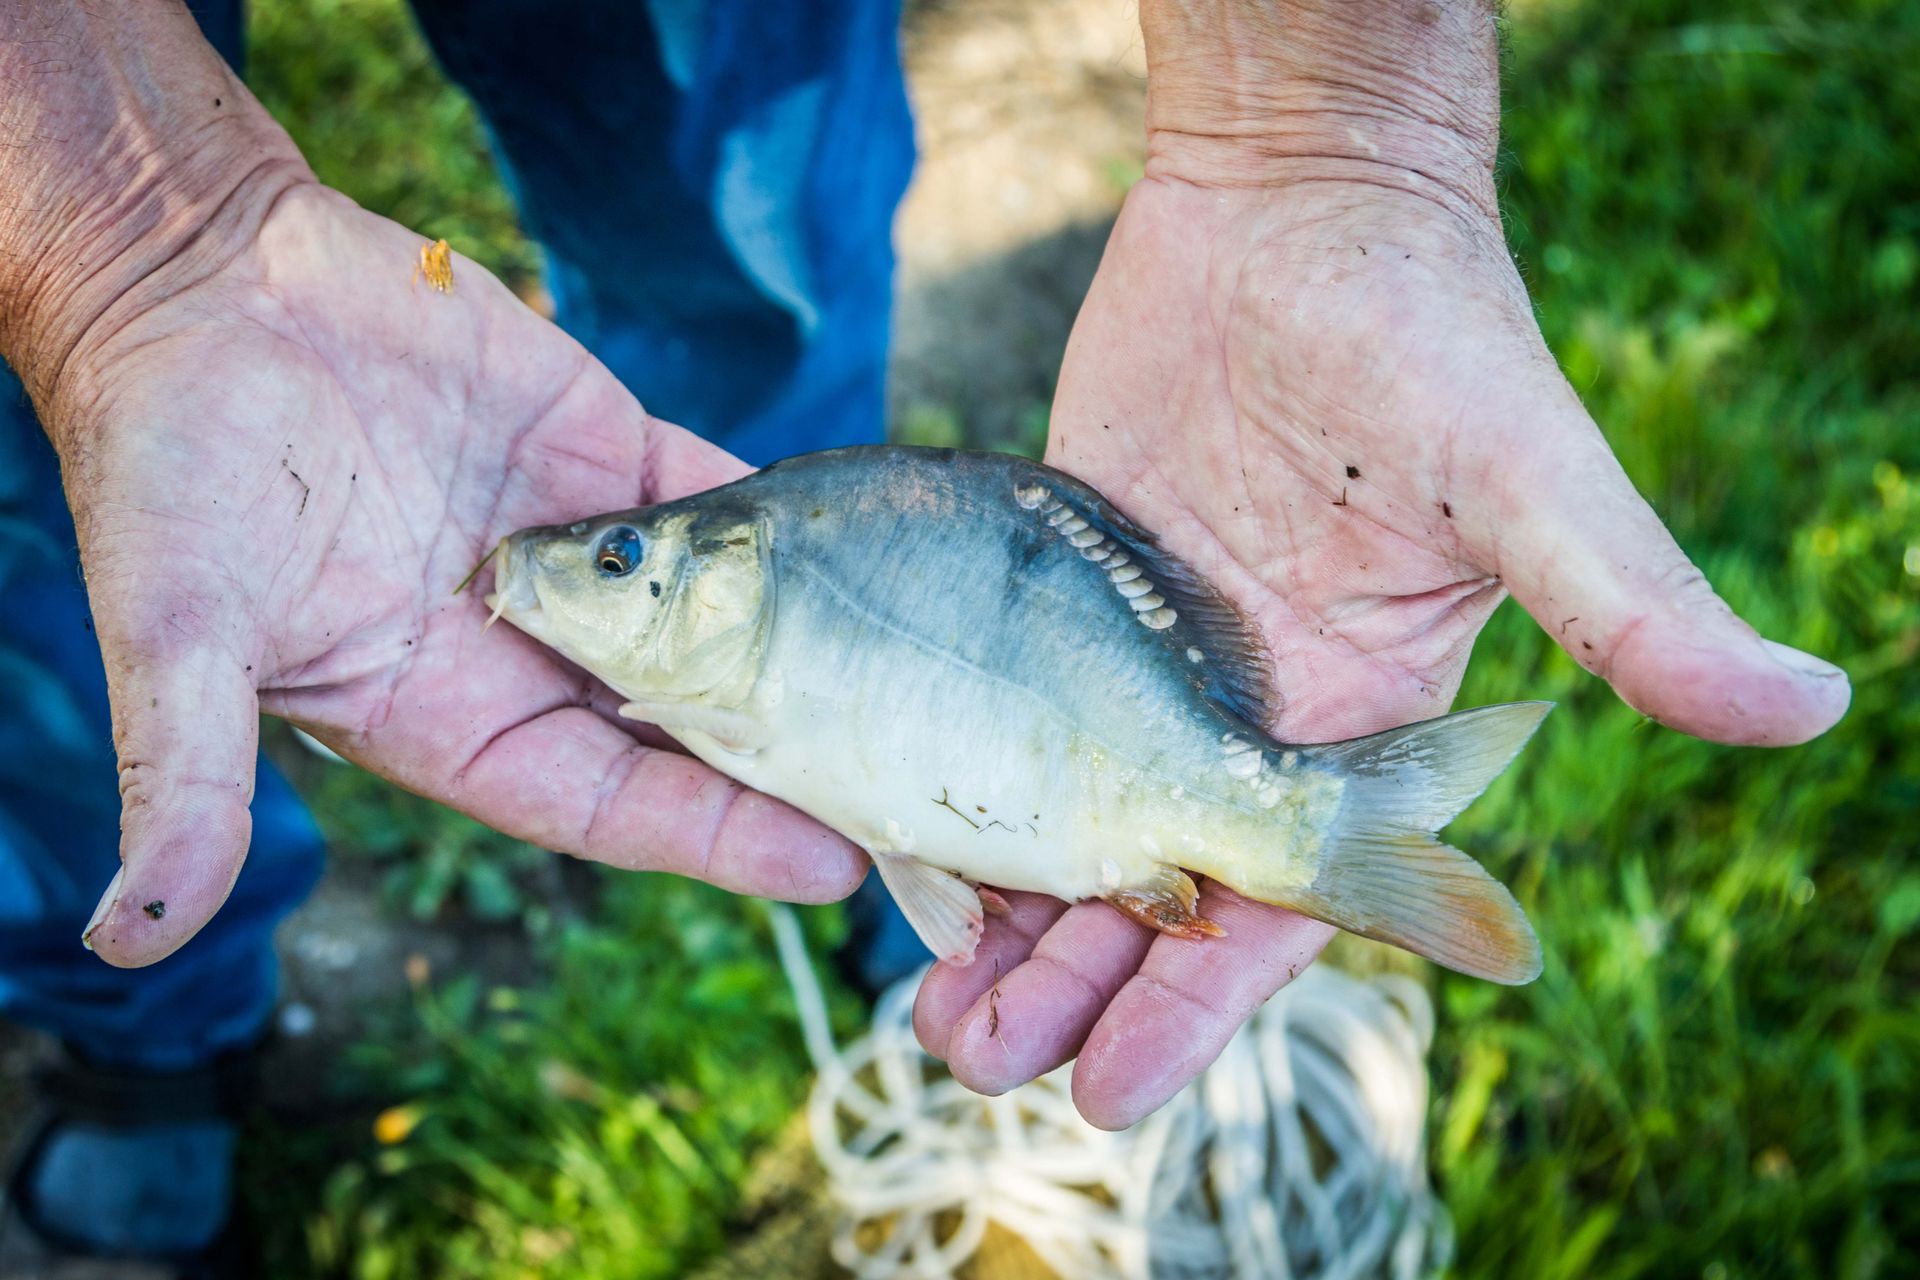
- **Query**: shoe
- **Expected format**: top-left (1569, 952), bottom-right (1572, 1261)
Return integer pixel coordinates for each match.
top-left (0, 1044), bottom-right (255, 1280)
top-left (836, 874), bottom-right (934, 998)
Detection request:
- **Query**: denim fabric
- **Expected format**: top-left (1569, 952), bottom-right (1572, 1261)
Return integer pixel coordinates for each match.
top-left (409, 0), bottom-right (913, 464)
top-left (0, 377), bottom-right (325, 1072)
top-left (0, 0), bottom-right (919, 1071)
top-left (410, 0), bottom-right (925, 988)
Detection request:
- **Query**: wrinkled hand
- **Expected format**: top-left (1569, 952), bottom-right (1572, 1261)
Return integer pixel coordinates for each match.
top-left (54, 180), bottom-right (865, 966)
top-left (914, 162), bottom-right (1850, 1123)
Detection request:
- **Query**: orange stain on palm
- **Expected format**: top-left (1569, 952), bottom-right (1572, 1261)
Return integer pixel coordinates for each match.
top-left (413, 238), bottom-right (455, 294)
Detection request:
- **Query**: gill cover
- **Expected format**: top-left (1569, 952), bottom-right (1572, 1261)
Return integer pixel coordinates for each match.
top-left (625, 513), bottom-right (773, 708)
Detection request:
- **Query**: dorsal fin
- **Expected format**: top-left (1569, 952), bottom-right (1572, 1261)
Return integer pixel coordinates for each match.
top-left (1012, 468), bottom-right (1277, 727)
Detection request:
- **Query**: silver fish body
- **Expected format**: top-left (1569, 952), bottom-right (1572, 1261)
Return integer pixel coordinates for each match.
top-left (487, 446), bottom-right (1548, 982)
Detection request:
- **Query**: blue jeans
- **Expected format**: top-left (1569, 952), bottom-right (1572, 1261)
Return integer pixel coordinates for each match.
top-left (0, 0), bottom-right (913, 1070)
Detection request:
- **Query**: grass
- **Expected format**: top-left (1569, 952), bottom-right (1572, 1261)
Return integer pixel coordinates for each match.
top-left (247, 0), bottom-right (540, 294)
top-left (246, 876), bottom-right (858, 1279)
top-left (1436, 6), bottom-right (1919, 1274)
top-left (242, 0), bottom-right (1917, 1276)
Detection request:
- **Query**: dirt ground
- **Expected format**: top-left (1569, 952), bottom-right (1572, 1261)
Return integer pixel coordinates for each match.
top-left (890, 0), bottom-right (1147, 444)
top-left (0, 0), bottom-right (1151, 1224)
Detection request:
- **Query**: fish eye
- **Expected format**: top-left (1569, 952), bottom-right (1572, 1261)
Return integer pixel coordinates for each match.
top-left (593, 526), bottom-right (642, 577)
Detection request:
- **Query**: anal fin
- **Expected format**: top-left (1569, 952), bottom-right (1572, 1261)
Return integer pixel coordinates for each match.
top-left (872, 853), bottom-right (985, 965)
top-left (1105, 867), bottom-right (1226, 940)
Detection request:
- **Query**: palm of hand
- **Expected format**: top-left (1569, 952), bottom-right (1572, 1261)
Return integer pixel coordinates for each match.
top-left (70, 186), bottom-right (862, 965)
top-left (914, 177), bottom-right (1848, 1127)
top-left (1050, 180), bottom-right (1543, 741)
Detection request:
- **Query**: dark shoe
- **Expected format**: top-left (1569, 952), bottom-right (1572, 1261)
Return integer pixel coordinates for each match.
top-left (0, 1045), bottom-right (256, 1280)
top-left (836, 875), bottom-right (933, 998)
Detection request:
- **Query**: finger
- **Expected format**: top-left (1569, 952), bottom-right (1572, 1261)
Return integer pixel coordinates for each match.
top-left (639, 416), bottom-right (755, 502)
top-left (931, 900), bottom-right (1155, 1096)
top-left (481, 348), bottom-right (749, 525)
top-left (911, 892), bottom-right (1068, 1060)
top-left (919, 715), bottom-right (1390, 1102)
top-left (1070, 886), bottom-right (1335, 1130)
top-left (84, 616), bottom-right (261, 968)
top-left (444, 703), bottom-right (868, 903)
top-left (1473, 378), bottom-right (1849, 746)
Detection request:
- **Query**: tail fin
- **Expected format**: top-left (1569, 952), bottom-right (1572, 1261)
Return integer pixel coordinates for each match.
top-left (1285, 702), bottom-right (1552, 984)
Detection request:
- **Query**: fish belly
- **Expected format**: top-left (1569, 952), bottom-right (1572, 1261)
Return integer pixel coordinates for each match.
top-left (692, 650), bottom-right (1165, 899)
top-left (1059, 729), bottom-right (1342, 904)
top-left (672, 663), bottom-right (1334, 910)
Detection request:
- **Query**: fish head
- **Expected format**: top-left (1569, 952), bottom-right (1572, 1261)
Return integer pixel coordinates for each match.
top-left (484, 507), bottom-right (772, 707)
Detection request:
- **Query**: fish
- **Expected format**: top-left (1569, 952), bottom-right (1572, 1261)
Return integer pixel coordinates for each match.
top-left (483, 445), bottom-right (1549, 983)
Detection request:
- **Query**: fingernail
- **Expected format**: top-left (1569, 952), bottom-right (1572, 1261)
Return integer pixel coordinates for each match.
top-left (81, 866), bottom-right (124, 951)
top-left (1760, 639), bottom-right (1846, 681)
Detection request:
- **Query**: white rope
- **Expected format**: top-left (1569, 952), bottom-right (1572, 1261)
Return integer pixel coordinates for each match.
top-left (769, 904), bottom-right (1452, 1280)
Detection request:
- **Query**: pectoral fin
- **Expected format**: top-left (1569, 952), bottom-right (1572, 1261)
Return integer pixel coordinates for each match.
top-left (872, 853), bottom-right (984, 965)
top-left (1104, 867), bottom-right (1226, 940)
top-left (617, 701), bottom-right (765, 755)
top-left (976, 886), bottom-right (1013, 918)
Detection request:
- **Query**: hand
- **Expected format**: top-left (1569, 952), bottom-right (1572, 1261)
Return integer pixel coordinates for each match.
top-left (913, 3), bottom-right (1849, 1127)
top-left (44, 177), bottom-right (866, 966)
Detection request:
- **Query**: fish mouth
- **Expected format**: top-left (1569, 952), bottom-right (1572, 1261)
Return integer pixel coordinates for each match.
top-left (481, 535), bottom-right (541, 634)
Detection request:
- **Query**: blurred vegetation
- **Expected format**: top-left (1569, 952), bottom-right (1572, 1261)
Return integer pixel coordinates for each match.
top-left (242, 0), bottom-right (1915, 1276)
top-left (1434, 2), bottom-right (1920, 1274)
top-left (248, 0), bottom-right (541, 294)
top-left (302, 756), bottom-right (555, 927)
top-left (243, 875), bottom-right (859, 1278)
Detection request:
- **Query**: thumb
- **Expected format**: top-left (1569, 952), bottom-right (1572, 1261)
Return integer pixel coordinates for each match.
top-left (82, 600), bottom-right (260, 967)
top-left (1474, 388), bottom-right (1849, 746)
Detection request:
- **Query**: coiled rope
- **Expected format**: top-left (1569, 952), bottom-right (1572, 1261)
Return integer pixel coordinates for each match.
top-left (769, 904), bottom-right (1451, 1280)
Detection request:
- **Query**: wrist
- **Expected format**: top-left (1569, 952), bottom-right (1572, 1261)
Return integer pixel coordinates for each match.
top-left (0, 4), bottom-right (312, 438)
top-left (1140, 0), bottom-right (1501, 216)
